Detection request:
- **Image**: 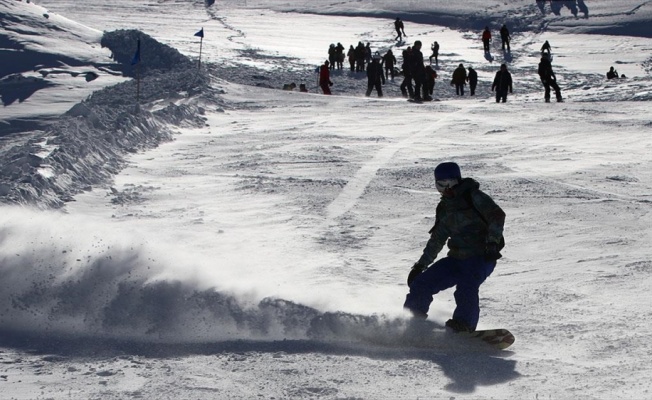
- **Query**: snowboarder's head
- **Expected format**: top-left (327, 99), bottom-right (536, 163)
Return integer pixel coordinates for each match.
top-left (434, 162), bottom-right (462, 195)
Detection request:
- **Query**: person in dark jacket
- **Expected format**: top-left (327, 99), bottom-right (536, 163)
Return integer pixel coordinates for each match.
top-left (355, 42), bottom-right (366, 72)
top-left (400, 47), bottom-right (414, 98)
top-left (411, 40), bottom-right (427, 102)
top-left (499, 24), bottom-right (510, 52)
top-left (425, 65), bottom-right (437, 100)
top-left (606, 66), bottom-right (619, 79)
top-left (491, 63), bottom-right (513, 103)
top-left (395, 17), bottom-right (406, 41)
top-left (451, 64), bottom-right (467, 96)
top-left (347, 45), bottom-right (356, 71)
top-left (467, 66), bottom-right (478, 96)
top-left (383, 49), bottom-right (397, 80)
top-left (365, 53), bottom-right (385, 97)
top-left (404, 162), bottom-right (505, 332)
top-left (335, 42), bottom-right (345, 70)
top-left (429, 41), bottom-right (439, 65)
top-left (319, 60), bottom-right (333, 95)
top-left (538, 54), bottom-right (562, 102)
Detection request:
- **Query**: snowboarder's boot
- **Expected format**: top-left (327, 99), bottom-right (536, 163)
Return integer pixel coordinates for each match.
top-left (445, 318), bottom-right (473, 333)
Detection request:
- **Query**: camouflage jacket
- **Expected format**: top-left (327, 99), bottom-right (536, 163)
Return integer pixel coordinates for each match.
top-left (417, 178), bottom-right (505, 265)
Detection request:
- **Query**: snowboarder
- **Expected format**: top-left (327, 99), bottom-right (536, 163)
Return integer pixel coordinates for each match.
top-left (482, 26), bottom-right (492, 53)
top-left (404, 162), bottom-right (505, 333)
top-left (319, 60), bottom-right (333, 95)
top-left (491, 63), bottom-right (513, 103)
top-left (429, 41), bottom-right (439, 65)
top-left (365, 53), bottom-right (385, 97)
top-left (606, 66), bottom-right (619, 79)
top-left (394, 17), bottom-right (406, 41)
top-left (451, 63), bottom-right (467, 96)
top-left (538, 53), bottom-right (563, 102)
top-left (382, 49), bottom-right (397, 80)
top-left (499, 24), bottom-right (510, 52)
top-left (467, 66), bottom-right (478, 96)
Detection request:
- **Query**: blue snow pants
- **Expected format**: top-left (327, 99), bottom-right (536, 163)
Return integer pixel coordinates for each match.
top-left (403, 255), bottom-right (495, 330)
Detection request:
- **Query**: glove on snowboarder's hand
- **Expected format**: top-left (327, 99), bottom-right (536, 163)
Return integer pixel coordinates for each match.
top-left (407, 262), bottom-right (427, 286)
top-left (485, 242), bottom-right (502, 261)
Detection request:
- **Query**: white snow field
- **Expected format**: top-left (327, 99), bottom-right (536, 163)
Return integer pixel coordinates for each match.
top-left (1, 0), bottom-right (652, 399)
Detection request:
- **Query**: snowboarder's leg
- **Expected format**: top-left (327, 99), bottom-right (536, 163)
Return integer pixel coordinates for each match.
top-left (404, 257), bottom-right (459, 317)
top-left (451, 256), bottom-right (495, 330)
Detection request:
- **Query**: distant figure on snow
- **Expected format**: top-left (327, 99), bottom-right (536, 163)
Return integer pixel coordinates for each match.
top-left (400, 47), bottom-right (414, 98)
top-left (451, 63), bottom-right (467, 96)
top-left (425, 65), bottom-right (437, 99)
top-left (491, 63), bottom-right (513, 103)
top-left (482, 26), bottom-right (492, 53)
top-left (411, 40), bottom-right (427, 102)
top-left (335, 42), bottom-right (345, 70)
top-left (541, 40), bottom-right (551, 56)
top-left (383, 49), bottom-right (397, 80)
top-left (467, 66), bottom-right (478, 96)
top-left (366, 53), bottom-right (386, 97)
top-left (319, 60), bottom-right (333, 95)
top-left (606, 66), bottom-right (619, 79)
top-left (538, 53), bottom-right (562, 102)
top-left (395, 17), bottom-right (406, 41)
top-left (499, 24), bottom-right (511, 52)
top-left (429, 41), bottom-right (440, 65)
top-left (347, 45), bottom-right (356, 71)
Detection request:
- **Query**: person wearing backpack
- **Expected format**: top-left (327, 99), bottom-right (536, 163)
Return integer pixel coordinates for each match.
top-left (403, 162), bottom-right (505, 333)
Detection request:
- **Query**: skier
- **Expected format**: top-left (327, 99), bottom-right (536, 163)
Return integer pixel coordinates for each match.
top-left (451, 63), bottom-right (467, 96)
top-left (382, 49), bottom-right (397, 81)
top-left (429, 41), bottom-right (440, 65)
top-left (365, 53), bottom-right (385, 97)
top-left (404, 162), bottom-right (505, 333)
top-left (394, 17), bottom-right (406, 41)
top-left (467, 66), bottom-right (478, 96)
top-left (499, 24), bottom-right (510, 52)
top-left (319, 60), bottom-right (333, 95)
top-left (491, 63), bottom-right (513, 103)
top-left (606, 66), bottom-right (619, 79)
top-left (481, 26), bottom-right (492, 53)
top-left (538, 53), bottom-right (563, 102)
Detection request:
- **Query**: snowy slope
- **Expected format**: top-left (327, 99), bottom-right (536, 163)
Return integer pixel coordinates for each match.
top-left (1, 0), bottom-right (652, 399)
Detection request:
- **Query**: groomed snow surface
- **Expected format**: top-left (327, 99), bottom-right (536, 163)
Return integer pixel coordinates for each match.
top-left (1, 0), bottom-right (652, 399)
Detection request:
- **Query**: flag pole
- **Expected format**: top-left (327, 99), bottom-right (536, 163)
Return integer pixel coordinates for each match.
top-left (198, 36), bottom-right (203, 70)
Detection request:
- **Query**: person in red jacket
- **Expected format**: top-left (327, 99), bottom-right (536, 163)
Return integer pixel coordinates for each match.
top-left (482, 26), bottom-right (492, 53)
top-left (319, 60), bottom-right (333, 95)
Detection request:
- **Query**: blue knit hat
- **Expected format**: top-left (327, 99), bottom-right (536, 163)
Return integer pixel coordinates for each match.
top-left (434, 162), bottom-right (462, 180)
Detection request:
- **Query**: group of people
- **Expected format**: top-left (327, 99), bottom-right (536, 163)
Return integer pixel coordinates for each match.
top-left (481, 24), bottom-right (511, 53)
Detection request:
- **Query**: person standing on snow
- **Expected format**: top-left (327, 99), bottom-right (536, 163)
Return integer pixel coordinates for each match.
top-left (538, 53), bottom-right (563, 102)
top-left (404, 162), bottom-right (505, 333)
top-left (365, 53), bottom-right (386, 97)
top-left (400, 47), bottom-right (415, 98)
top-left (499, 24), bottom-right (511, 52)
top-left (491, 63), bottom-right (513, 103)
top-left (429, 41), bottom-right (440, 65)
top-left (467, 66), bottom-right (478, 96)
top-left (395, 17), bottom-right (406, 41)
top-left (540, 40), bottom-right (551, 56)
top-left (481, 26), bottom-right (492, 53)
top-left (319, 60), bottom-right (333, 95)
top-left (451, 63), bottom-right (467, 96)
top-left (382, 49), bottom-right (397, 81)
top-left (411, 40), bottom-right (427, 102)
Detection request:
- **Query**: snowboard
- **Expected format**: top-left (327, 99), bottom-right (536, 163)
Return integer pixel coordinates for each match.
top-left (453, 328), bottom-right (515, 350)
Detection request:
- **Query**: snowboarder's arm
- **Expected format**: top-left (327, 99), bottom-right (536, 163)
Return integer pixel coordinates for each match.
top-left (417, 219), bottom-right (448, 267)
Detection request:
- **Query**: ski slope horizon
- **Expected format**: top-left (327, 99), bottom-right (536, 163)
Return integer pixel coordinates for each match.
top-left (1, 0), bottom-right (652, 398)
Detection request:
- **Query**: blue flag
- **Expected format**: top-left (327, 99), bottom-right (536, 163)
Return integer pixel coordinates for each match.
top-left (131, 39), bottom-right (141, 65)
top-left (194, 28), bottom-right (204, 38)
